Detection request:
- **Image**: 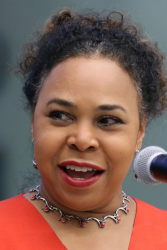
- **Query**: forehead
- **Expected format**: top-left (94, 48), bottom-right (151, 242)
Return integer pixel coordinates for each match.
top-left (37, 57), bottom-right (138, 111)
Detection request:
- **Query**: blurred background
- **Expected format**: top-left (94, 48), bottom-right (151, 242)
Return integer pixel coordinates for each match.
top-left (0, 0), bottom-right (167, 209)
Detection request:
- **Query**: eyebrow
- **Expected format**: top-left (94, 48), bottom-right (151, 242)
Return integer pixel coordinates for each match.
top-left (96, 104), bottom-right (126, 113)
top-left (46, 98), bottom-right (126, 113)
top-left (46, 98), bottom-right (77, 108)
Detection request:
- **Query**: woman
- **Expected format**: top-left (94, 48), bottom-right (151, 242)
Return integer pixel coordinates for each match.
top-left (1, 9), bottom-right (167, 249)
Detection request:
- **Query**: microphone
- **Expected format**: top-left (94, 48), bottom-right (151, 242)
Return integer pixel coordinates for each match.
top-left (133, 146), bottom-right (167, 185)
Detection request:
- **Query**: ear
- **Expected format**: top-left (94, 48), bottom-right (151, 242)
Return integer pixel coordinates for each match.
top-left (136, 117), bottom-right (147, 152)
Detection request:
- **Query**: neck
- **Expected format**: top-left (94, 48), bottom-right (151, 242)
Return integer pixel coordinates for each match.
top-left (29, 184), bottom-right (130, 228)
top-left (39, 182), bottom-right (124, 215)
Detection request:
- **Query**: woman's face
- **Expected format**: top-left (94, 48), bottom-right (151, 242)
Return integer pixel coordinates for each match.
top-left (31, 57), bottom-right (145, 212)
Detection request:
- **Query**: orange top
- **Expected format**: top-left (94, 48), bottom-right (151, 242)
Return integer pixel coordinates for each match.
top-left (0, 194), bottom-right (167, 249)
top-left (129, 198), bottom-right (167, 249)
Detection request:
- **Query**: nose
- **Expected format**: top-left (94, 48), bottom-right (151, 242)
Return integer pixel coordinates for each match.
top-left (67, 123), bottom-right (99, 152)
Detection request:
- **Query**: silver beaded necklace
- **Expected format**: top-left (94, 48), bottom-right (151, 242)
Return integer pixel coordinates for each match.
top-left (29, 185), bottom-right (130, 228)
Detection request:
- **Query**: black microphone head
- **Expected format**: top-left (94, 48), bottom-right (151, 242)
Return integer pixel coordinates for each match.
top-left (134, 146), bottom-right (167, 185)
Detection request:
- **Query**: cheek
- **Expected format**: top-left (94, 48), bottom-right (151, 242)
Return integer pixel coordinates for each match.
top-left (33, 124), bottom-right (67, 163)
top-left (103, 131), bottom-right (137, 169)
top-left (104, 131), bottom-right (137, 151)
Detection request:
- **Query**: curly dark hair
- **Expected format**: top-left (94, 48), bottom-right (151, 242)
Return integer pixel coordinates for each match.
top-left (19, 9), bottom-right (167, 121)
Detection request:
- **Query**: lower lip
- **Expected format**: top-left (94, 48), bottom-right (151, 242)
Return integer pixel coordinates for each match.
top-left (59, 168), bottom-right (104, 188)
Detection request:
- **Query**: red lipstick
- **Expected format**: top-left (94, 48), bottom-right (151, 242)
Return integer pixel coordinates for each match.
top-left (59, 161), bottom-right (104, 188)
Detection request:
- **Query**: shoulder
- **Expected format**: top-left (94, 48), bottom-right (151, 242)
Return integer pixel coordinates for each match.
top-left (0, 195), bottom-right (31, 248)
top-left (129, 198), bottom-right (167, 249)
top-left (0, 194), bottom-right (26, 214)
top-left (0, 194), bottom-right (44, 232)
top-left (0, 195), bottom-right (67, 250)
top-left (134, 197), bottom-right (167, 220)
top-left (0, 194), bottom-right (32, 227)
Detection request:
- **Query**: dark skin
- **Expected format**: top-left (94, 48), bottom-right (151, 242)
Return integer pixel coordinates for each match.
top-left (24, 57), bottom-right (146, 249)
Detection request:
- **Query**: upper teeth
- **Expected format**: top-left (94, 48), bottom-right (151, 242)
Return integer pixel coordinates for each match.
top-left (66, 166), bottom-right (97, 172)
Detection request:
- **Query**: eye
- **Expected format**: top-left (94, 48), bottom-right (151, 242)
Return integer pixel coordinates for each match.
top-left (48, 110), bottom-right (73, 123)
top-left (97, 116), bottom-right (123, 127)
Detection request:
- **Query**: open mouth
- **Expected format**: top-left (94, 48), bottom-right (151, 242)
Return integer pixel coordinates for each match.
top-left (58, 162), bottom-right (104, 187)
top-left (60, 165), bottom-right (101, 180)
